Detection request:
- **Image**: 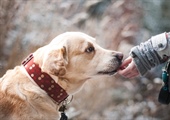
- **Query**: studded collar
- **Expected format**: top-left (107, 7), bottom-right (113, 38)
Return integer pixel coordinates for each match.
top-left (22, 54), bottom-right (69, 104)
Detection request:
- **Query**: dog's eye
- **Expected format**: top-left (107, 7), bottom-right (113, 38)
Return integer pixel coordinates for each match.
top-left (85, 46), bottom-right (95, 53)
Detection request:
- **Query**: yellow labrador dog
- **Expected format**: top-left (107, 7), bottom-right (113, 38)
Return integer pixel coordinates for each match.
top-left (0, 32), bottom-right (123, 120)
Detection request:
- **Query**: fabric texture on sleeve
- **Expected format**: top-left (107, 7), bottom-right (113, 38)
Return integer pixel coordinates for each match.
top-left (130, 32), bottom-right (170, 76)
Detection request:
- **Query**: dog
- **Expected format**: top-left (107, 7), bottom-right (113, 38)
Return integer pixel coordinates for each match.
top-left (0, 32), bottom-right (123, 120)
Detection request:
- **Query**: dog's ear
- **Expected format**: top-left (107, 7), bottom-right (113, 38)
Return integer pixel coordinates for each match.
top-left (42, 46), bottom-right (68, 76)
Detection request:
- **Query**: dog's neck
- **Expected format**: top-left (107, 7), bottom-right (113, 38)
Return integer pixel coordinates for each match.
top-left (32, 46), bottom-right (88, 95)
top-left (22, 54), bottom-right (69, 104)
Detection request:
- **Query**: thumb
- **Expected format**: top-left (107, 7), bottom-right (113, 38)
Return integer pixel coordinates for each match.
top-left (120, 56), bottom-right (132, 69)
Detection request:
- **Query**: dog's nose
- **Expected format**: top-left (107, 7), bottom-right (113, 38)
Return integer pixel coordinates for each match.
top-left (115, 53), bottom-right (123, 61)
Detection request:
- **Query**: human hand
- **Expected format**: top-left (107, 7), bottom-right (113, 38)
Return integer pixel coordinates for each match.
top-left (118, 56), bottom-right (139, 78)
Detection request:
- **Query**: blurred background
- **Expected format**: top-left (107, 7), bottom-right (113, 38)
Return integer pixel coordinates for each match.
top-left (1, 0), bottom-right (170, 120)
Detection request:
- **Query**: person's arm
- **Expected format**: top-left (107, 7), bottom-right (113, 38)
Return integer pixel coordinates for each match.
top-left (130, 32), bottom-right (170, 76)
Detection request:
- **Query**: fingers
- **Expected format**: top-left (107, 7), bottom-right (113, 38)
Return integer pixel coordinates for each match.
top-left (118, 58), bottom-right (139, 78)
top-left (119, 56), bottom-right (132, 70)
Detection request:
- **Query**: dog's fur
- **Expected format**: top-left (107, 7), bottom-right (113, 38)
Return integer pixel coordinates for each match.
top-left (0, 32), bottom-right (123, 120)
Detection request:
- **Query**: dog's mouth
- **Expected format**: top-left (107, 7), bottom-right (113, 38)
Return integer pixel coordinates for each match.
top-left (98, 61), bottom-right (122, 75)
top-left (97, 54), bottom-right (123, 75)
top-left (98, 70), bottom-right (117, 75)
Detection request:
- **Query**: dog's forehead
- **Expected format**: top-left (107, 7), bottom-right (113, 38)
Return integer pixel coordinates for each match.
top-left (50, 32), bottom-right (96, 45)
top-left (71, 34), bottom-right (95, 43)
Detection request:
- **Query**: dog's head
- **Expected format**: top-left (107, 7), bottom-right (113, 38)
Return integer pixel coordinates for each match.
top-left (34, 32), bottom-right (123, 93)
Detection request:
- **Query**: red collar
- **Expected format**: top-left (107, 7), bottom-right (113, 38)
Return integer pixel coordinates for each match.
top-left (22, 54), bottom-right (68, 104)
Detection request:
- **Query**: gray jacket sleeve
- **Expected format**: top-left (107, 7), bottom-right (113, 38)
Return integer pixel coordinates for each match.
top-left (130, 32), bottom-right (170, 76)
